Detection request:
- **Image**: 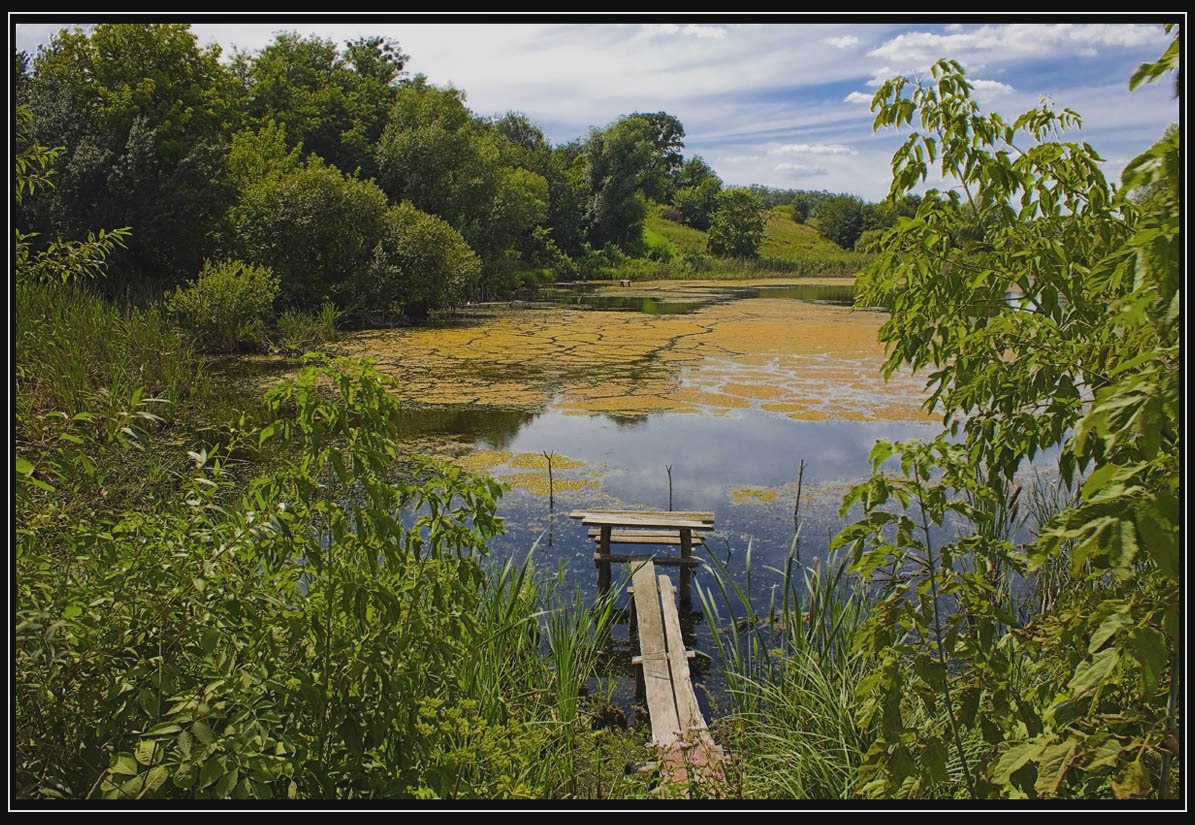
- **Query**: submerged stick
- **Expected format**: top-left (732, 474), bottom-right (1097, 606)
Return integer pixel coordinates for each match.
top-left (543, 450), bottom-right (556, 511)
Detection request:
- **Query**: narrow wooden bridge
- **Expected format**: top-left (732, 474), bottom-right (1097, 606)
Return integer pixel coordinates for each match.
top-left (569, 509), bottom-right (726, 795)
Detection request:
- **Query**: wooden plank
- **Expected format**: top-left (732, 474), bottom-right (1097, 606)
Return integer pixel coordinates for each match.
top-left (630, 562), bottom-right (681, 746)
top-left (582, 514), bottom-right (712, 530)
top-left (594, 552), bottom-right (701, 566)
top-left (588, 528), bottom-right (707, 540)
top-left (658, 576), bottom-right (706, 733)
top-left (571, 509), bottom-right (714, 523)
top-left (589, 531), bottom-right (705, 546)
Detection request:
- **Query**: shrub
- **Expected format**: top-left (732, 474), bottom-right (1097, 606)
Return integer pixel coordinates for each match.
top-left (167, 259), bottom-right (279, 353)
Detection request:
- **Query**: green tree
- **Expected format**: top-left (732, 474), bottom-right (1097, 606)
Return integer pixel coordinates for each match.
top-left (353, 202), bottom-right (482, 322)
top-left (579, 116), bottom-right (658, 250)
top-left (626, 111), bottom-right (686, 203)
top-left (230, 161), bottom-right (389, 308)
top-left (789, 193), bottom-right (812, 224)
top-left (22, 23), bottom-right (238, 290)
top-left (706, 187), bottom-right (766, 258)
top-left (816, 193), bottom-right (865, 250)
top-left (374, 81), bottom-right (548, 295)
top-left (672, 156), bottom-right (724, 230)
top-left (837, 33), bottom-right (1180, 800)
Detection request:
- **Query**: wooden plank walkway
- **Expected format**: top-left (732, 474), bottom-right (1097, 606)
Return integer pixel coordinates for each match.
top-left (629, 560), bottom-right (727, 796)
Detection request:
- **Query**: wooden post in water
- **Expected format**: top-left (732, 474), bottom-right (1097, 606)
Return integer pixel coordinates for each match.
top-left (596, 524), bottom-right (612, 596)
top-left (678, 527), bottom-right (693, 609)
top-left (543, 450), bottom-right (556, 512)
top-left (666, 464), bottom-right (673, 512)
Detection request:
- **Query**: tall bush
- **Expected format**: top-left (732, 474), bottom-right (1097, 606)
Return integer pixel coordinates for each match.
top-left (166, 259), bottom-right (279, 353)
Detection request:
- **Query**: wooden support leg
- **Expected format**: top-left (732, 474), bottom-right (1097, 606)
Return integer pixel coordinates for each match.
top-left (679, 528), bottom-right (693, 610)
top-left (597, 525), bottom-right (613, 595)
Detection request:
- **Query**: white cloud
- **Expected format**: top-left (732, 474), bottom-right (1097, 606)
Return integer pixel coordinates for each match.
top-left (972, 78), bottom-right (1014, 99)
top-left (824, 35), bottom-right (860, 49)
top-left (1079, 47), bottom-right (1098, 57)
top-left (771, 143), bottom-right (856, 156)
top-left (869, 23), bottom-right (1166, 67)
top-left (646, 23), bottom-right (727, 40)
top-left (866, 66), bottom-right (895, 87)
top-left (844, 91), bottom-right (873, 104)
top-left (775, 162), bottom-right (829, 176)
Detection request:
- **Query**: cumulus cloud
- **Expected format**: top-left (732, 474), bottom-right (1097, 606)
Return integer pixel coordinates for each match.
top-left (972, 78), bottom-right (1014, 97)
top-left (824, 35), bottom-right (860, 49)
top-left (775, 162), bottom-right (829, 177)
top-left (866, 66), bottom-right (896, 87)
top-left (646, 23), bottom-right (727, 40)
top-left (771, 143), bottom-right (856, 156)
top-left (843, 91), bottom-right (873, 104)
top-left (868, 23), bottom-right (1165, 66)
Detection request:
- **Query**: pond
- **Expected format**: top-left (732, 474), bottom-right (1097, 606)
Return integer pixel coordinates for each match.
top-left (329, 278), bottom-right (944, 714)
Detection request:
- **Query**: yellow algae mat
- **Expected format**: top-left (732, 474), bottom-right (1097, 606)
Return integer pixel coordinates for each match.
top-left (327, 285), bottom-right (935, 425)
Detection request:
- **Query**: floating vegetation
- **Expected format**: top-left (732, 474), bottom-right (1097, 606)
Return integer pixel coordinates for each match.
top-left (307, 283), bottom-right (934, 426)
top-left (729, 486), bottom-right (783, 506)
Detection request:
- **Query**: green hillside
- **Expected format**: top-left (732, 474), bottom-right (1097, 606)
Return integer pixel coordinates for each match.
top-left (638, 203), bottom-right (870, 279)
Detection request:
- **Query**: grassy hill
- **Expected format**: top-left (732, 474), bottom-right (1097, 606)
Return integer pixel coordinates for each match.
top-left (630, 203), bottom-right (869, 280)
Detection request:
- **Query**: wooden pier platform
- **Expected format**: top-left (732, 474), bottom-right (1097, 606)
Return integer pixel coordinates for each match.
top-left (628, 560), bottom-right (727, 796)
top-left (570, 509), bottom-right (714, 605)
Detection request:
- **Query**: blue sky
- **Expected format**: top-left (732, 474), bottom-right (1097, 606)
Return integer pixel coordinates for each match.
top-left (13, 16), bottom-right (1181, 201)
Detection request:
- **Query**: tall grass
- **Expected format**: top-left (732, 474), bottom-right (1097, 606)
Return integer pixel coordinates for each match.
top-left (598, 251), bottom-right (867, 283)
top-left (697, 535), bottom-right (877, 798)
top-left (15, 280), bottom-right (208, 437)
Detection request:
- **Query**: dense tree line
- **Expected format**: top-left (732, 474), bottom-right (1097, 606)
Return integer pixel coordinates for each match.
top-left (15, 24), bottom-right (785, 323)
top-left (16, 23), bottom-right (900, 326)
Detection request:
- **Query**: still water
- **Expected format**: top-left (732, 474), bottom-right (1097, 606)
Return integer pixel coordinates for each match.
top-left (363, 279), bottom-right (941, 716)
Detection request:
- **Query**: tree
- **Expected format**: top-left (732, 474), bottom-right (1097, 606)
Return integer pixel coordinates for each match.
top-left (580, 116), bottom-right (658, 250)
top-left (789, 193), bottom-right (812, 224)
top-left (672, 156), bottom-right (724, 230)
top-left (239, 32), bottom-right (407, 177)
top-left (22, 23), bottom-right (239, 290)
top-left (837, 33), bottom-right (1180, 799)
top-left (627, 111), bottom-right (686, 203)
top-left (706, 187), bottom-right (765, 258)
top-left (374, 80), bottom-right (549, 295)
top-left (230, 160), bottom-right (389, 308)
top-left (353, 202), bottom-right (482, 322)
top-left (816, 193), bottom-right (865, 250)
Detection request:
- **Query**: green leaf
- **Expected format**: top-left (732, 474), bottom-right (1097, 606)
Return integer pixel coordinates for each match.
top-left (923, 739), bottom-right (949, 784)
top-left (62, 604), bottom-right (83, 619)
top-left (1111, 761), bottom-right (1150, 799)
top-left (991, 741), bottom-right (1045, 785)
top-left (135, 739), bottom-right (158, 766)
top-left (1068, 647), bottom-right (1120, 699)
top-left (1135, 499), bottom-right (1178, 579)
top-left (192, 719), bottom-right (215, 746)
top-left (1126, 627), bottom-right (1169, 694)
top-left (1081, 735), bottom-right (1125, 772)
top-left (197, 757), bottom-right (224, 789)
top-left (141, 765), bottom-right (170, 796)
top-left (1088, 612), bottom-right (1131, 654)
top-left (200, 627), bottom-right (220, 657)
top-left (109, 753), bottom-right (140, 776)
top-left (1034, 737), bottom-right (1077, 797)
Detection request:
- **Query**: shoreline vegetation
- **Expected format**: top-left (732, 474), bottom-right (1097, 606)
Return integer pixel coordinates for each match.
top-left (14, 23), bottom-right (1179, 802)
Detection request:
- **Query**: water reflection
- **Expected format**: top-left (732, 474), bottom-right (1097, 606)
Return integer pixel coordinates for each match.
top-left (536, 281), bottom-right (855, 315)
